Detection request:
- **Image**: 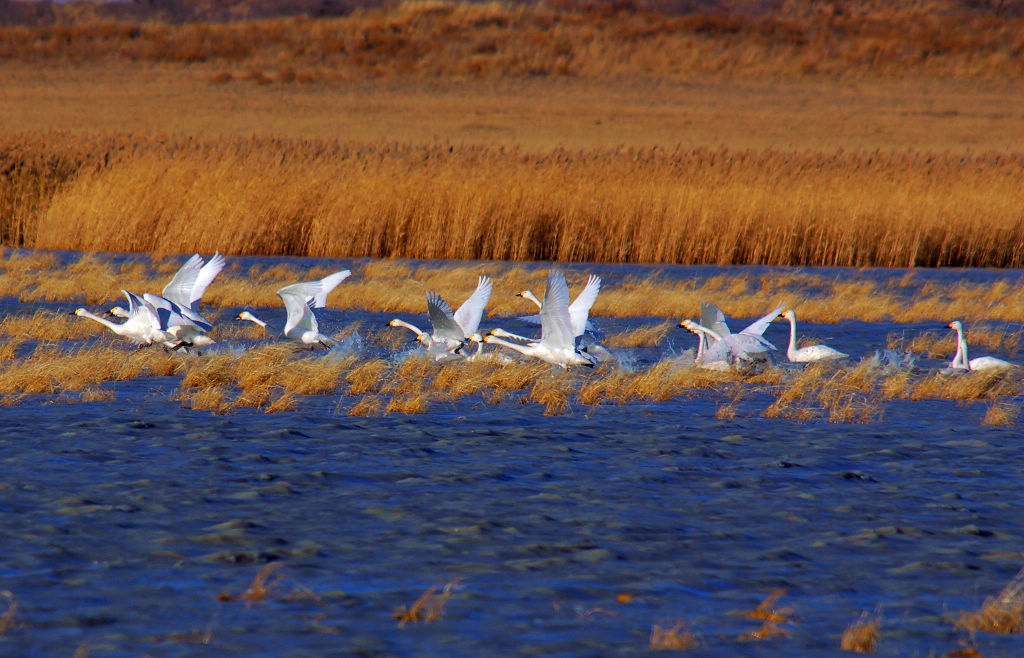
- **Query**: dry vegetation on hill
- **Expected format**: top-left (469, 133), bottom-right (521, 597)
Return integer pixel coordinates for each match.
top-left (0, 1), bottom-right (1022, 81)
top-left (0, 1), bottom-right (1021, 267)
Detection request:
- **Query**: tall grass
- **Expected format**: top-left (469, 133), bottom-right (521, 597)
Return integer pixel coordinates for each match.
top-left (4, 133), bottom-right (1023, 268)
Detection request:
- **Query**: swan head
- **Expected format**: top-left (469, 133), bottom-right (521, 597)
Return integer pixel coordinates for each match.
top-left (237, 311), bottom-right (255, 322)
top-left (948, 320), bottom-right (963, 331)
top-left (73, 308), bottom-right (87, 317)
top-left (388, 319), bottom-right (399, 327)
top-left (483, 334), bottom-right (498, 345)
top-left (782, 309), bottom-right (796, 321)
top-left (108, 306), bottom-right (130, 318)
top-left (468, 333), bottom-right (483, 343)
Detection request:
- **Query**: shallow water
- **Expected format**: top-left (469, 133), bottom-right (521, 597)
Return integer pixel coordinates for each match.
top-left (2, 254), bottom-right (1023, 656)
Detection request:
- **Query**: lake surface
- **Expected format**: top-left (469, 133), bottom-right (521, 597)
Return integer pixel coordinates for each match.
top-left (1, 254), bottom-right (1023, 656)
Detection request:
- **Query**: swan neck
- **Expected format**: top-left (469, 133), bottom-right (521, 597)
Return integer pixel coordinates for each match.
top-left (523, 291), bottom-right (542, 310)
top-left (786, 314), bottom-right (798, 357)
top-left (77, 309), bottom-right (122, 333)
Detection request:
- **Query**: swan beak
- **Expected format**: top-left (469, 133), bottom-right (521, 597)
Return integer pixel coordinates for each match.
top-left (388, 320), bottom-right (398, 327)
top-left (678, 320), bottom-right (686, 328)
top-left (514, 291), bottom-right (525, 298)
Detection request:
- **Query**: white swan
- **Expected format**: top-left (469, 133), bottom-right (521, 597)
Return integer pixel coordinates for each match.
top-left (948, 320), bottom-right (1013, 371)
top-left (680, 304), bottom-right (782, 366)
top-left (781, 309), bottom-right (848, 363)
top-left (142, 293), bottom-right (215, 349)
top-left (237, 270), bottom-right (351, 348)
top-left (485, 270), bottom-right (597, 368)
top-left (388, 276), bottom-right (493, 356)
top-left (387, 318), bottom-right (433, 348)
top-left (111, 252), bottom-right (225, 348)
top-left (76, 290), bottom-right (180, 348)
top-left (516, 273), bottom-right (600, 337)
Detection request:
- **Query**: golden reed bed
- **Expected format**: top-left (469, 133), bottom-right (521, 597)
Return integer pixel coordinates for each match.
top-left (1, 134), bottom-right (1023, 268)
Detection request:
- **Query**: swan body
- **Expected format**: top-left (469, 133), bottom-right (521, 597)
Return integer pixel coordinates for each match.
top-left (76, 290), bottom-right (179, 347)
top-left (389, 276), bottom-right (493, 357)
top-left (516, 273), bottom-right (600, 337)
top-left (486, 270), bottom-right (597, 368)
top-left (948, 320), bottom-right (1013, 371)
top-left (237, 270), bottom-right (351, 348)
top-left (781, 309), bottom-right (848, 363)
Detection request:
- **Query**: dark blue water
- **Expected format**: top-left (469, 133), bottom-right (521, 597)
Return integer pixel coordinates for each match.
top-left (1, 252), bottom-right (1023, 656)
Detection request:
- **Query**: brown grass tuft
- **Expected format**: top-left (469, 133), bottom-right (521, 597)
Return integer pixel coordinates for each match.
top-left (529, 373), bottom-right (574, 415)
top-left (0, 591), bottom-right (19, 636)
top-left (393, 578), bottom-right (461, 625)
top-left (385, 392), bottom-right (430, 414)
top-left (982, 402), bottom-right (1019, 427)
top-left (347, 395), bottom-right (385, 417)
top-left (219, 562), bottom-right (287, 608)
top-left (649, 621), bottom-right (699, 650)
top-left (956, 567), bottom-right (1024, 635)
top-left (346, 358), bottom-right (390, 395)
top-left (605, 322), bottom-right (672, 349)
top-left (841, 613), bottom-right (880, 653)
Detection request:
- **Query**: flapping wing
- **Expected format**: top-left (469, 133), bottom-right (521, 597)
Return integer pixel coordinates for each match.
top-left (278, 282), bottom-right (321, 335)
top-left (312, 270), bottom-right (351, 308)
top-left (567, 274), bottom-right (600, 337)
top-left (161, 254), bottom-right (204, 308)
top-left (426, 290), bottom-right (464, 341)
top-left (187, 251), bottom-right (226, 311)
top-left (453, 276), bottom-right (492, 336)
top-left (144, 292), bottom-right (212, 332)
top-left (740, 305), bottom-right (784, 339)
top-left (701, 301), bottom-right (731, 337)
top-left (539, 270), bottom-right (575, 350)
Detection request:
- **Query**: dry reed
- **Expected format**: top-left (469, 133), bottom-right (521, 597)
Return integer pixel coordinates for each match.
top-left (649, 621), bottom-right (699, 650)
top-left (955, 565), bottom-right (1024, 634)
top-left (393, 578), bottom-right (461, 625)
top-left (1, 131), bottom-right (1022, 269)
top-left (841, 613), bottom-right (880, 653)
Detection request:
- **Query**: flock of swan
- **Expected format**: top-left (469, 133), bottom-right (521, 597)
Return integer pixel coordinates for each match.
top-left (70, 253), bottom-right (1014, 373)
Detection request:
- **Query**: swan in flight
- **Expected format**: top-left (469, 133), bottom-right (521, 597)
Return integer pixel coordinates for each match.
top-left (485, 270), bottom-right (597, 368)
top-left (948, 320), bottom-right (1013, 371)
top-left (780, 309), bottom-right (848, 362)
top-left (111, 252), bottom-right (225, 348)
top-left (76, 290), bottom-right (182, 348)
top-left (516, 273), bottom-right (600, 338)
top-left (388, 276), bottom-right (493, 357)
top-left (237, 270), bottom-right (351, 348)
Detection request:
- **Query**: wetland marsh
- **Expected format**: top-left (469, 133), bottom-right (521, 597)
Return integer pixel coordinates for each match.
top-left (2, 251), bottom-right (1024, 656)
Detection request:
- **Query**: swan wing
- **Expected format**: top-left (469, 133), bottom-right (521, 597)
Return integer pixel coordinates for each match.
top-left (278, 282), bottom-right (321, 335)
top-left (143, 292), bottom-right (211, 332)
top-left (702, 301), bottom-right (731, 336)
top-left (516, 313), bottom-right (542, 325)
top-left (539, 270), bottom-right (575, 350)
top-left (567, 274), bottom-right (600, 337)
top-left (740, 305), bottom-right (784, 339)
top-left (161, 253), bottom-right (204, 308)
top-left (312, 269), bottom-right (351, 308)
top-left (186, 251), bottom-right (226, 311)
top-left (426, 291), bottom-right (464, 341)
top-left (453, 275), bottom-right (492, 336)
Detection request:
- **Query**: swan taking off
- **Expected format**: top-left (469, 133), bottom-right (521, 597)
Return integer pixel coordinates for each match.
top-left (516, 273), bottom-right (600, 338)
top-left (76, 290), bottom-right (181, 348)
top-left (237, 269), bottom-right (351, 348)
top-left (388, 276), bottom-right (492, 357)
top-left (111, 252), bottom-right (225, 348)
top-left (780, 309), bottom-right (848, 363)
top-left (485, 270), bottom-right (597, 368)
top-left (948, 320), bottom-right (1013, 371)
top-left (680, 303), bottom-right (782, 367)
